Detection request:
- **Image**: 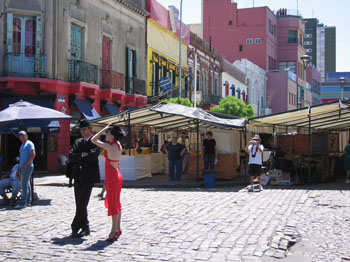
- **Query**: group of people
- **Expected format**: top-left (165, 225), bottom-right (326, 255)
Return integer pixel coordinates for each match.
top-left (3, 119), bottom-right (350, 244)
top-left (161, 131), bottom-right (265, 191)
top-left (161, 131), bottom-right (218, 181)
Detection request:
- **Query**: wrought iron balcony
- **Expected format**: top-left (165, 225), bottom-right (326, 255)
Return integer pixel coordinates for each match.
top-left (69, 59), bottom-right (98, 84)
top-left (4, 53), bottom-right (46, 77)
top-left (126, 77), bottom-right (146, 96)
top-left (203, 94), bottom-right (221, 105)
top-left (101, 69), bottom-right (125, 90)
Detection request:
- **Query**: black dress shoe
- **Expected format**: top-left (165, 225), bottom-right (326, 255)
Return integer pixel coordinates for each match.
top-left (71, 231), bottom-right (80, 238)
top-left (78, 229), bottom-right (90, 237)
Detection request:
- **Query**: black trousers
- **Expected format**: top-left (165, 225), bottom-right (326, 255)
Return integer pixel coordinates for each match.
top-left (71, 179), bottom-right (94, 233)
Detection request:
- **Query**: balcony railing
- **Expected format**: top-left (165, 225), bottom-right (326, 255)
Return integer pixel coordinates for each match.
top-left (69, 59), bottom-right (98, 84)
top-left (4, 53), bottom-right (46, 77)
top-left (203, 94), bottom-right (221, 105)
top-left (126, 77), bottom-right (146, 95)
top-left (101, 69), bottom-right (125, 90)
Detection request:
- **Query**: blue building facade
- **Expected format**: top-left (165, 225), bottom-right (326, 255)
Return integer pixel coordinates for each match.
top-left (321, 72), bottom-right (350, 103)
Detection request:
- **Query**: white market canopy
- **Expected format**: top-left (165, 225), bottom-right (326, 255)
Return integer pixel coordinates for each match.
top-left (91, 102), bottom-right (247, 131)
top-left (247, 100), bottom-right (350, 134)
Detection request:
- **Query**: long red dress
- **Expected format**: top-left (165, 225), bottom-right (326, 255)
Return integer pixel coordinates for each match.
top-left (104, 141), bottom-right (123, 216)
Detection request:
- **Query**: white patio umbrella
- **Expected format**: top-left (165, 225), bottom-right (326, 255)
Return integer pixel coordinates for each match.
top-left (0, 100), bottom-right (72, 125)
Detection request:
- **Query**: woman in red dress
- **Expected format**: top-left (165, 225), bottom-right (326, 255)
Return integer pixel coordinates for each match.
top-left (91, 124), bottom-right (124, 241)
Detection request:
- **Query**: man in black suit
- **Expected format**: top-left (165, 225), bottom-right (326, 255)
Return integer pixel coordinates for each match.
top-left (68, 119), bottom-right (100, 237)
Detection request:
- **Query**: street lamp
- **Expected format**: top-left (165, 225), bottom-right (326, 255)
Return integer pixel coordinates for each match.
top-left (339, 77), bottom-right (346, 100)
top-left (178, 0), bottom-right (183, 98)
top-left (300, 54), bottom-right (311, 186)
top-left (299, 54), bottom-right (310, 107)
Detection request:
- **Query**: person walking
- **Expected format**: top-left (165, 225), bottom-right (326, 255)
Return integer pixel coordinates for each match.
top-left (165, 136), bottom-right (186, 180)
top-left (344, 139), bottom-right (350, 184)
top-left (202, 131), bottom-right (217, 170)
top-left (160, 140), bottom-right (169, 176)
top-left (91, 124), bottom-right (124, 241)
top-left (178, 134), bottom-right (190, 174)
top-left (245, 135), bottom-right (264, 192)
top-left (15, 131), bottom-right (35, 209)
top-left (68, 120), bottom-right (100, 237)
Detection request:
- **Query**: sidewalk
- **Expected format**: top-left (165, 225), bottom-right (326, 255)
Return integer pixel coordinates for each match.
top-left (33, 173), bottom-right (249, 188)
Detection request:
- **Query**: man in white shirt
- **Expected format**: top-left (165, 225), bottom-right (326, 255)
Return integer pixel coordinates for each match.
top-left (245, 135), bottom-right (264, 191)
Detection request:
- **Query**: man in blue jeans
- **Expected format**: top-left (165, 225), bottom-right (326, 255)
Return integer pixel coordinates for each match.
top-left (165, 136), bottom-right (186, 180)
top-left (0, 164), bottom-right (20, 206)
top-left (15, 131), bottom-right (36, 209)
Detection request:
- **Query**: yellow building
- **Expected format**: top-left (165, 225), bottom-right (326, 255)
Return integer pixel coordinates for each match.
top-left (147, 18), bottom-right (188, 98)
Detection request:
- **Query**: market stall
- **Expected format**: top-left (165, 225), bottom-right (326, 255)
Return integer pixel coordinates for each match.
top-left (247, 100), bottom-right (350, 185)
top-left (91, 102), bottom-right (247, 181)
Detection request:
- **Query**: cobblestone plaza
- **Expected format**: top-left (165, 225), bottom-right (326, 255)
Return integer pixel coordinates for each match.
top-left (1, 183), bottom-right (349, 262)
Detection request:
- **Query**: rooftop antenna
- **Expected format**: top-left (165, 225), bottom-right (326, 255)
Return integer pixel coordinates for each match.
top-left (297, 0), bottom-right (298, 16)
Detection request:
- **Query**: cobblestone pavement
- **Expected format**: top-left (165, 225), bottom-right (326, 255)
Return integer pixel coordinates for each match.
top-left (0, 183), bottom-right (349, 262)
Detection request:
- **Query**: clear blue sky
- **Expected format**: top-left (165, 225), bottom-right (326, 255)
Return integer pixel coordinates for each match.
top-left (157, 0), bottom-right (349, 72)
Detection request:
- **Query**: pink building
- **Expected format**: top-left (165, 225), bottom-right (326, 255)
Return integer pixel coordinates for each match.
top-left (202, 0), bottom-right (310, 113)
top-left (307, 66), bottom-right (322, 105)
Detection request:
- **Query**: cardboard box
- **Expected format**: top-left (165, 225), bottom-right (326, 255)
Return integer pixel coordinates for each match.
top-left (268, 169), bottom-right (281, 185)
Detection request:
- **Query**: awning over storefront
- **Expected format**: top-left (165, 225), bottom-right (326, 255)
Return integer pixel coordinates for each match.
top-left (105, 103), bottom-right (120, 115)
top-left (0, 96), bottom-right (60, 133)
top-left (247, 100), bottom-right (350, 133)
top-left (74, 99), bottom-right (100, 120)
top-left (91, 102), bottom-right (246, 130)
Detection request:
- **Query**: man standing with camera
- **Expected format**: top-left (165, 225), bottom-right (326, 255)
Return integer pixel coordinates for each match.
top-left (68, 119), bottom-right (100, 237)
top-left (245, 135), bottom-right (264, 192)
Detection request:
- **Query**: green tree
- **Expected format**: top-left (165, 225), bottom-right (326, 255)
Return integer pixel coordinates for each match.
top-left (162, 97), bottom-right (193, 107)
top-left (210, 96), bottom-right (255, 118)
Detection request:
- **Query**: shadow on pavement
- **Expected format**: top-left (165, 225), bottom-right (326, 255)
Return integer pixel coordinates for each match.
top-left (143, 186), bottom-right (244, 193)
top-left (32, 199), bottom-right (52, 206)
top-left (84, 240), bottom-right (114, 251)
top-left (51, 236), bottom-right (86, 246)
top-left (0, 199), bottom-right (52, 210)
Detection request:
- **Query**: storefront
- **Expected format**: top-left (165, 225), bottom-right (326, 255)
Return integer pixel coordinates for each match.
top-left (0, 96), bottom-right (60, 172)
top-left (0, 77), bottom-right (147, 173)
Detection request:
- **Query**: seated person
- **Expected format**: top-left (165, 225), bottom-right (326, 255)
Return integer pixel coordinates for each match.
top-left (0, 164), bottom-right (20, 205)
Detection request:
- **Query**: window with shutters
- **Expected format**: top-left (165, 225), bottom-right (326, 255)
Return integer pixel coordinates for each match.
top-left (6, 13), bottom-right (44, 77)
top-left (10, 16), bottom-right (36, 56)
top-left (126, 47), bottom-right (138, 78)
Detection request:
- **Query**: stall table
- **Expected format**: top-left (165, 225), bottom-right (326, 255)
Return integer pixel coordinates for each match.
top-left (187, 153), bottom-right (237, 180)
top-left (99, 154), bottom-right (152, 181)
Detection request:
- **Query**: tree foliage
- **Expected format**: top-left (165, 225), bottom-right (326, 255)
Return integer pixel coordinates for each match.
top-left (162, 97), bottom-right (193, 107)
top-left (210, 96), bottom-right (255, 118)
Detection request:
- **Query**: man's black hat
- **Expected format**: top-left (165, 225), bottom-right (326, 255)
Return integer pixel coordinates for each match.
top-left (79, 119), bottom-right (91, 129)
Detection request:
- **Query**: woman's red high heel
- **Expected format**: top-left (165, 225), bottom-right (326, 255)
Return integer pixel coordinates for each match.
top-left (106, 230), bottom-right (122, 242)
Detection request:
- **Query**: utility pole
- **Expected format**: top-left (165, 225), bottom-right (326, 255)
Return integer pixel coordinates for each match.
top-left (194, 53), bottom-right (197, 108)
top-left (178, 0), bottom-right (183, 98)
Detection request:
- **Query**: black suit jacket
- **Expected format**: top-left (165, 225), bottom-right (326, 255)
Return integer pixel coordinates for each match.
top-left (67, 137), bottom-right (100, 185)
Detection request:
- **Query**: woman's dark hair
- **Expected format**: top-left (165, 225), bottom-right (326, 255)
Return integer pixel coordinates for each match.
top-left (206, 131), bottom-right (213, 136)
top-left (108, 125), bottom-right (125, 142)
